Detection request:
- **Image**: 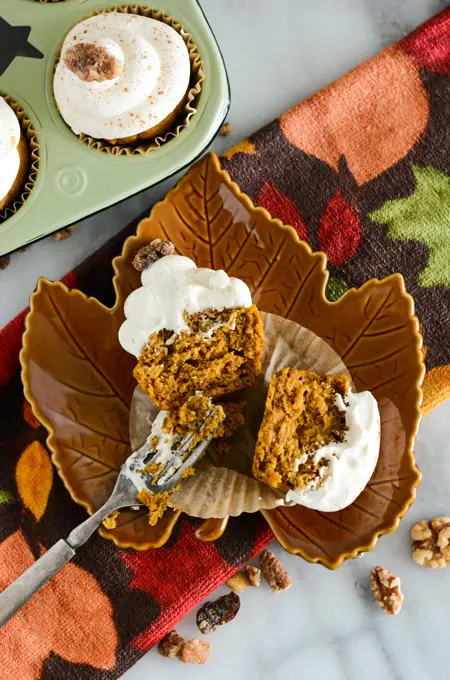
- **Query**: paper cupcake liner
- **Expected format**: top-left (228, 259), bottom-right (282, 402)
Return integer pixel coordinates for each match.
top-left (129, 311), bottom-right (353, 518)
top-left (0, 93), bottom-right (40, 223)
top-left (53, 4), bottom-right (204, 156)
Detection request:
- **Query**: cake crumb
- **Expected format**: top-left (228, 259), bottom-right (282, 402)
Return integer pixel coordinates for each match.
top-left (137, 488), bottom-right (174, 526)
top-left (52, 226), bottom-right (76, 241)
top-left (0, 255), bottom-right (11, 270)
top-left (102, 510), bottom-right (119, 529)
top-left (218, 122), bottom-right (232, 136)
top-left (64, 43), bottom-right (122, 82)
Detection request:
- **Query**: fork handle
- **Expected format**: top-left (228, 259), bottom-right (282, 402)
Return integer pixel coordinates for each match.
top-left (0, 499), bottom-right (119, 629)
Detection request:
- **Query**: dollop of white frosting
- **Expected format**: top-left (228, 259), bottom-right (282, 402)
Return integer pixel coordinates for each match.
top-left (119, 255), bottom-right (252, 357)
top-left (54, 13), bottom-right (191, 140)
top-left (0, 97), bottom-right (21, 203)
top-left (285, 390), bottom-right (380, 512)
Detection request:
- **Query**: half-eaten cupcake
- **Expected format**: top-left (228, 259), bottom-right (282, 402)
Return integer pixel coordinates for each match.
top-left (253, 368), bottom-right (380, 511)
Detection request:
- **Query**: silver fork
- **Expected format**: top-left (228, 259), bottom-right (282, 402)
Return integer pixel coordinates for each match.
top-left (0, 407), bottom-right (222, 629)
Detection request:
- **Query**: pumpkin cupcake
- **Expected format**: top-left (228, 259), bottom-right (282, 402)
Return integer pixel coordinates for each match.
top-left (0, 96), bottom-right (29, 213)
top-left (53, 12), bottom-right (192, 147)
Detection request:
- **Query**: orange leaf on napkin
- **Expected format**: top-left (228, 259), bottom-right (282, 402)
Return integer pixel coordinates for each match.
top-left (0, 531), bottom-right (117, 677)
top-left (15, 441), bottom-right (53, 521)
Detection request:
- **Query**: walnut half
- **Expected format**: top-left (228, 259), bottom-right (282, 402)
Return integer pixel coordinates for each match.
top-left (370, 566), bottom-right (403, 615)
top-left (411, 517), bottom-right (450, 568)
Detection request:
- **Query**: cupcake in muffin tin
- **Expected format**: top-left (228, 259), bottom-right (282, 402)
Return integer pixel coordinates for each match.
top-left (0, 1), bottom-right (221, 244)
top-left (53, 12), bottom-right (192, 146)
top-left (0, 94), bottom-right (39, 220)
top-left (0, 97), bottom-right (29, 212)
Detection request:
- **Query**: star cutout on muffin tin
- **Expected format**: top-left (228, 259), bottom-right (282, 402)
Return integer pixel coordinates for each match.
top-left (0, 18), bottom-right (43, 77)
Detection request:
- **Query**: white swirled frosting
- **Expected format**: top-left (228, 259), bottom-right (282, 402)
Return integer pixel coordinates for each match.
top-left (286, 390), bottom-right (380, 512)
top-left (119, 255), bottom-right (252, 357)
top-left (0, 97), bottom-right (21, 203)
top-left (54, 13), bottom-right (191, 140)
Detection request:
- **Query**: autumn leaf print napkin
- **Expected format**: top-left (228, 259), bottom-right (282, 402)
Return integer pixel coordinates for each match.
top-left (223, 8), bottom-right (450, 415)
top-left (0, 7), bottom-right (449, 679)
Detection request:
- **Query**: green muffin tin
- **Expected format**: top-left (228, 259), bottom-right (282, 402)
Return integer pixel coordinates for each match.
top-left (0, 0), bottom-right (230, 256)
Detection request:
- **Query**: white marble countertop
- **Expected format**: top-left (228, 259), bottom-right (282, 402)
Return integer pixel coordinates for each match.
top-left (2, 1), bottom-right (450, 678)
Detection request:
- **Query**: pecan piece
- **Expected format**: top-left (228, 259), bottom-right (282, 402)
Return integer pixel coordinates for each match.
top-left (260, 549), bottom-right (292, 593)
top-left (411, 517), bottom-right (450, 568)
top-left (196, 592), bottom-right (240, 634)
top-left (132, 239), bottom-right (175, 272)
top-left (226, 565), bottom-right (261, 592)
top-left (245, 565), bottom-right (261, 587)
top-left (179, 639), bottom-right (211, 664)
top-left (158, 630), bottom-right (184, 658)
top-left (370, 566), bottom-right (403, 615)
top-left (64, 43), bottom-right (123, 82)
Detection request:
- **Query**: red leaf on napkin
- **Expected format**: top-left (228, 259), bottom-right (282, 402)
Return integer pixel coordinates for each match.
top-left (120, 518), bottom-right (234, 651)
top-left (257, 180), bottom-right (309, 242)
top-left (402, 11), bottom-right (450, 74)
top-left (318, 190), bottom-right (362, 266)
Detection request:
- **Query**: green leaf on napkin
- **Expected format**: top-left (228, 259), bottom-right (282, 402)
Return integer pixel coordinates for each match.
top-left (370, 165), bottom-right (450, 288)
top-left (325, 276), bottom-right (349, 301)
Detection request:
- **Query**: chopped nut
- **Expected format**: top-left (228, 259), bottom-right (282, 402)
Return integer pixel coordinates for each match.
top-left (245, 564), bottom-right (261, 587)
top-left (102, 510), bottom-right (119, 530)
top-left (0, 255), bottom-right (11, 270)
top-left (196, 592), bottom-right (240, 634)
top-left (132, 239), bottom-right (175, 272)
top-left (226, 565), bottom-right (261, 592)
top-left (218, 122), bottom-right (232, 136)
top-left (370, 566), bottom-right (403, 615)
top-left (64, 43), bottom-right (123, 82)
top-left (260, 549), bottom-right (292, 593)
top-left (52, 226), bottom-right (76, 241)
top-left (158, 630), bottom-right (184, 658)
top-left (226, 572), bottom-right (250, 593)
top-left (411, 517), bottom-right (450, 568)
top-left (179, 639), bottom-right (211, 664)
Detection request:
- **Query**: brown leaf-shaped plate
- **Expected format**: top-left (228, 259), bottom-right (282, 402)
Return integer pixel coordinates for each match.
top-left (21, 153), bottom-right (424, 566)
